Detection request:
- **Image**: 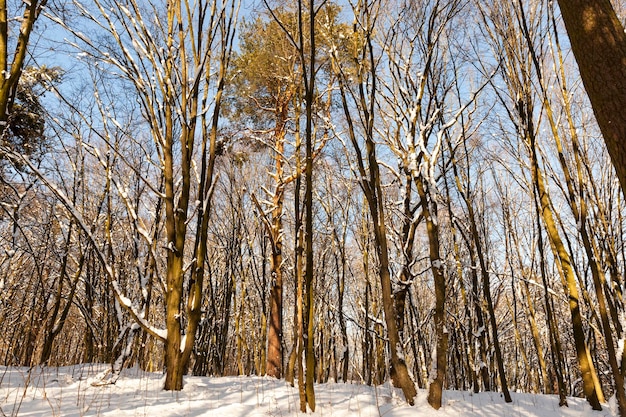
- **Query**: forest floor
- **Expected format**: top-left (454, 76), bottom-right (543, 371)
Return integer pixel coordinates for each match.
top-left (0, 364), bottom-right (617, 416)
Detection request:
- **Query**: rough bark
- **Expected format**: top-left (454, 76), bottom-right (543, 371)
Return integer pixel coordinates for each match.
top-left (555, 0), bottom-right (626, 195)
top-left (266, 117), bottom-right (288, 379)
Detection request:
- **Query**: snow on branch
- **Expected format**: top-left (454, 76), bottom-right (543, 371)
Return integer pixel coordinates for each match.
top-left (1, 148), bottom-right (167, 342)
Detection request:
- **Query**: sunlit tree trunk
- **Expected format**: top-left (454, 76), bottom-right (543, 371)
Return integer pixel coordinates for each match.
top-left (302, 0), bottom-right (316, 408)
top-left (523, 100), bottom-right (603, 410)
top-left (555, 0), bottom-right (626, 195)
top-left (0, 0), bottom-right (47, 133)
top-left (533, 191), bottom-right (569, 405)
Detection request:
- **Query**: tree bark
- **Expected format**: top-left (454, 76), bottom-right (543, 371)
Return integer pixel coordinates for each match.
top-left (0, 0), bottom-right (47, 132)
top-left (415, 179), bottom-right (447, 410)
top-left (534, 192), bottom-right (569, 406)
top-left (555, 0), bottom-right (626, 196)
top-left (266, 116), bottom-right (288, 379)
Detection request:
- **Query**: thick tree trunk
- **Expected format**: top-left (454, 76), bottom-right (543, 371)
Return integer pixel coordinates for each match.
top-left (266, 121), bottom-right (287, 379)
top-left (303, 6), bottom-right (316, 409)
top-left (555, 0), bottom-right (626, 195)
top-left (164, 247), bottom-right (185, 390)
top-left (260, 84), bottom-right (300, 379)
top-left (267, 246), bottom-right (284, 378)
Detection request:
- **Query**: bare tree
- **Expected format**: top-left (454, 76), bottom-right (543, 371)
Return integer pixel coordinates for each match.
top-left (480, 0), bottom-right (604, 408)
top-left (329, 0), bottom-right (418, 405)
top-left (6, 0), bottom-right (241, 390)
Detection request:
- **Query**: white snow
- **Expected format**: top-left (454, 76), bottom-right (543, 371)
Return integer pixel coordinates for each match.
top-left (0, 365), bottom-right (616, 416)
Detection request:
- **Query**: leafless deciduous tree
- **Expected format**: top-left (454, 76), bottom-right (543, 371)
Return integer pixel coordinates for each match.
top-left (7, 0), bottom-right (241, 391)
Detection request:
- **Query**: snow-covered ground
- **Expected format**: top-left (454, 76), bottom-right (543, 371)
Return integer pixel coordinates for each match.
top-left (0, 365), bottom-right (617, 416)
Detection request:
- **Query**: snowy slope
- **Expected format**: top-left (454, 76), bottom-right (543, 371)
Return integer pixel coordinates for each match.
top-left (0, 365), bottom-right (617, 416)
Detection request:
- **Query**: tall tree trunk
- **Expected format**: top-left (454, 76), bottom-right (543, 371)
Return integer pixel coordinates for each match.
top-left (266, 117), bottom-right (288, 379)
top-left (302, 0), bottom-right (316, 409)
top-left (473, 222), bottom-right (511, 402)
top-left (163, 249), bottom-right (185, 390)
top-left (555, 0), bottom-right (626, 195)
top-left (534, 193), bottom-right (568, 406)
top-left (286, 103), bottom-right (303, 387)
top-left (415, 179), bottom-right (447, 409)
top-left (522, 98), bottom-right (603, 410)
